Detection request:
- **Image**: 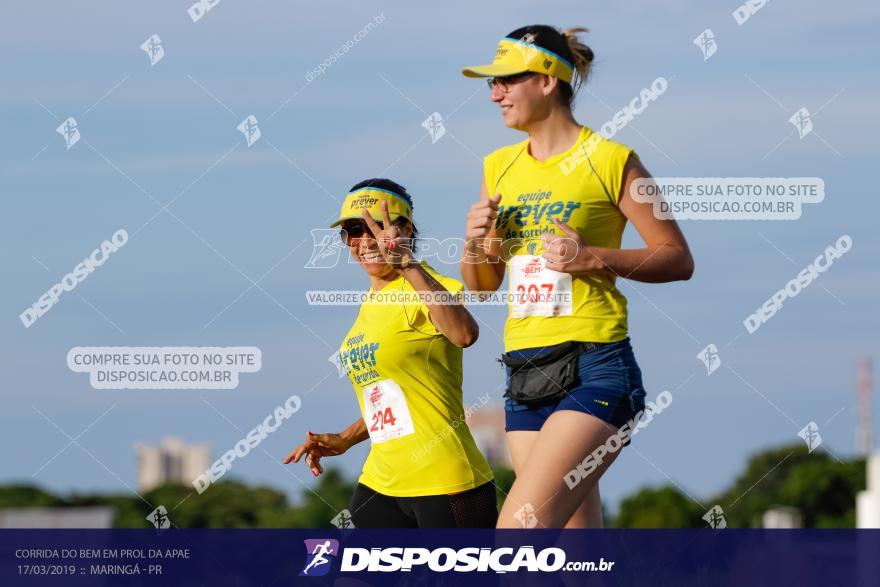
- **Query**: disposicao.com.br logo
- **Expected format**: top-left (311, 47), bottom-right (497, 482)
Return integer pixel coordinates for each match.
top-left (298, 541), bottom-right (614, 575)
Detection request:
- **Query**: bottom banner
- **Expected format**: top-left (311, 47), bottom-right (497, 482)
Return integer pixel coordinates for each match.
top-left (2, 529), bottom-right (878, 585)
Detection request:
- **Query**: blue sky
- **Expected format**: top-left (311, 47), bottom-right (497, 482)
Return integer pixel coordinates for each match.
top-left (2, 1), bottom-right (878, 517)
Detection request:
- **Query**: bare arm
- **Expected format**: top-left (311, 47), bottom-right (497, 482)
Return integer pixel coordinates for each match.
top-left (399, 264), bottom-right (479, 347)
top-left (602, 155), bottom-right (694, 282)
top-left (338, 418), bottom-right (369, 447)
top-left (282, 418), bottom-right (369, 476)
top-left (543, 155), bottom-right (694, 283)
top-left (460, 177), bottom-right (506, 293)
top-left (361, 202), bottom-right (479, 348)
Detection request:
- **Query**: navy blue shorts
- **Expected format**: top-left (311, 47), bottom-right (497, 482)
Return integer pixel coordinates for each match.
top-left (504, 337), bottom-right (647, 438)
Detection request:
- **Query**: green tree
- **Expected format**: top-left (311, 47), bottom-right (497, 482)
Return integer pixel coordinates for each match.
top-left (712, 443), bottom-right (865, 528)
top-left (144, 481), bottom-right (292, 528)
top-left (613, 485), bottom-right (705, 528)
top-left (5, 445), bottom-right (865, 529)
top-left (0, 485), bottom-right (63, 508)
top-left (284, 469), bottom-right (356, 528)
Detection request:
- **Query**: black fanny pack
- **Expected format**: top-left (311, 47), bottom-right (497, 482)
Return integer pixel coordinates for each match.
top-left (500, 341), bottom-right (606, 405)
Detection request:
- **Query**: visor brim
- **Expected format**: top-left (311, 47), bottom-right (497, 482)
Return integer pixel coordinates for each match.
top-left (461, 64), bottom-right (531, 78)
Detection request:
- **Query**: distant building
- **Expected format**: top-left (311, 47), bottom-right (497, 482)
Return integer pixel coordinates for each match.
top-left (0, 507), bottom-right (114, 529)
top-left (136, 437), bottom-right (211, 491)
top-left (762, 506), bottom-right (803, 528)
top-left (467, 405), bottom-right (511, 468)
top-left (856, 451), bottom-right (880, 528)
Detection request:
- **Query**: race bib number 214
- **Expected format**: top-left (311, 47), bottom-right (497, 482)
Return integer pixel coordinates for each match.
top-left (361, 379), bottom-right (415, 444)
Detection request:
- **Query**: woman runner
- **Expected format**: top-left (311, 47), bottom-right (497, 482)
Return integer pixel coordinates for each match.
top-left (459, 25), bottom-right (694, 528)
top-left (284, 178), bottom-right (498, 528)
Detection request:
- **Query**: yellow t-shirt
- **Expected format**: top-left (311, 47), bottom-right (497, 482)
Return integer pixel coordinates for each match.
top-left (338, 261), bottom-right (494, 497)
top-left (483, 126), bottom-right (637, 352)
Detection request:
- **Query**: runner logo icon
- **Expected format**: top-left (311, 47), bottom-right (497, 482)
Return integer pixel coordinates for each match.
top-left (300, 539), bottom-right (339, 577)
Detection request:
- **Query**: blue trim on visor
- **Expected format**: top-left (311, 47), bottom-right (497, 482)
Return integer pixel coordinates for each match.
top-left (503, 37), bottom-right (574, 71)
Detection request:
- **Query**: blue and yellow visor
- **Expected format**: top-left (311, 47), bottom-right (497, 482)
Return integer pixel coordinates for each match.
top-left (462, 36), bottom-right (574, 84)
top-left (329, 187), bottom-right (413, 228)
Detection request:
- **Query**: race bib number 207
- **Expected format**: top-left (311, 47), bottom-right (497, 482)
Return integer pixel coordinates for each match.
top-left (509, 255), bottom-right (573, 318)
top-left (361, 379), bottom-right (415, 444)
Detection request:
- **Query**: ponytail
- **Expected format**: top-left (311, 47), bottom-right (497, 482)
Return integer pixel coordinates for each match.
top-left (559, 27), bottom-right (594, 106)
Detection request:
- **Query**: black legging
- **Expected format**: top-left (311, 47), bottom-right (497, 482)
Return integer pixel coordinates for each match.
top-left (349, 481), bottom-right (498, 528)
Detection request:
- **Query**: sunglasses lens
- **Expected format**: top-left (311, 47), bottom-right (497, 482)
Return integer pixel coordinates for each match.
top-left (339, 225), bottom-right (356, 244)
top-left (340, 217), bottom-right (405, 245)
top-left (340, 222), bottom-right (377, 244)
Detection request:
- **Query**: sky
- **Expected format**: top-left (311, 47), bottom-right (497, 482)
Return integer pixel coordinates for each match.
top-left (1, 0), bottom-right (878, 519)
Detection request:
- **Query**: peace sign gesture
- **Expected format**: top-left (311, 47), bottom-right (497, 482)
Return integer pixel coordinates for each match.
top-left (361, 200), bottom-right (415, 271)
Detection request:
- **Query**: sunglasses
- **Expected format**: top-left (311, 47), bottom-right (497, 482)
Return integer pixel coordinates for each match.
top-left (339, 217), bottom-right (408, 245)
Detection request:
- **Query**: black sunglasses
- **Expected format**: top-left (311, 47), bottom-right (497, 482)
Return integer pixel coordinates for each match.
top-left (339, 217), bottom-right (408, 245)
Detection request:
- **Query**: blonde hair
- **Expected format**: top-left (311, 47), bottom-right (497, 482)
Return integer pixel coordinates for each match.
top-left (559, 27), bottom-right (594, 104)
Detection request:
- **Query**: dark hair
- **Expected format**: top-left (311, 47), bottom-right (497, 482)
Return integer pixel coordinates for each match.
top-left (504, 25), bottom-right (594, 107)
top-left (348, 178), bottom-right (419, 250)
top-left (557, 27), bottom-right (593, 107)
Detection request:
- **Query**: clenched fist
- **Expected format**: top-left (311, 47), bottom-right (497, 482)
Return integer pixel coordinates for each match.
top-left (465, 193), bottom-right (502, 257)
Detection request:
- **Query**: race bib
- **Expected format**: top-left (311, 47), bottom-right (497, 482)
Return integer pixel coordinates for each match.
top-left (361, 379), bottom-right (415, 444)
top-left (509, 255), bottom-right (573, 318)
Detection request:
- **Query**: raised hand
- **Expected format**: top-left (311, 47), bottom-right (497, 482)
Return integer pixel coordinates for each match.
top-left (361, 201), bottom-right (415, 271)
